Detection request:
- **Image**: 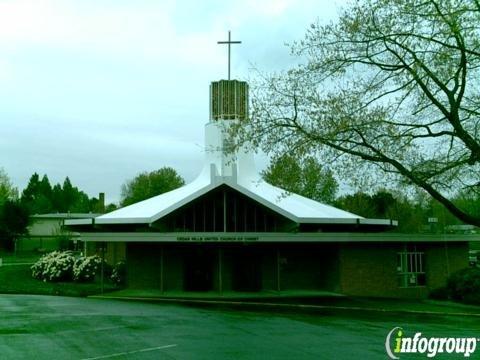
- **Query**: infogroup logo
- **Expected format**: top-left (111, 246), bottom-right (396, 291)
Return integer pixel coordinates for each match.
top-left (385, 327), bottom-right (479, 359)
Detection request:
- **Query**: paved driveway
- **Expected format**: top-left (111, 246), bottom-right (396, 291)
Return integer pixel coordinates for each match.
top-left (0, 295), bottom-right (479, 359)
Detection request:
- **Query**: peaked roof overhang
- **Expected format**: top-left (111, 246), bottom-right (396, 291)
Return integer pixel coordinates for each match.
top-left (65, 166), bottom-right (397, 229)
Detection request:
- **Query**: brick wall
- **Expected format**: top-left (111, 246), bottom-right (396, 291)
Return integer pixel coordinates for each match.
top-left (339, 242), bottom-right (468, 298)
top-left (425, 242), bottom-right (469, 290)
top-left (126, 243), bottom-right (161, 289)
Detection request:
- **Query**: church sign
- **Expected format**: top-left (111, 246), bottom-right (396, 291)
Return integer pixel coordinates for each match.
top-left (177, 235), bottom-right (259, 242)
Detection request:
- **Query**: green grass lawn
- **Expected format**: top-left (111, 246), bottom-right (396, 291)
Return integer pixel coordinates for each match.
top-left (0, 251), bottom-right (42, 264)
top-left (0, 262), bottom-right (119, 297)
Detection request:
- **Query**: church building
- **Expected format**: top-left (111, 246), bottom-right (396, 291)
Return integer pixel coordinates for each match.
top-left (66, 35), bottom-right (472, 299)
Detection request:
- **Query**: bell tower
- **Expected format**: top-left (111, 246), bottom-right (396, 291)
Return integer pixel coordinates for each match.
top-left (210, 30), bottom-right (248, 121)
top-left (204, 31), bottom-right (255, 181)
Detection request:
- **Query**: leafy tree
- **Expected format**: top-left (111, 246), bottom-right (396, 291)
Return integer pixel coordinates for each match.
top-left (336, 190), bottom-right (425, 232)
top-left (422, 190), bottom-right (480, 230)
top-left (0, 200), bottom-right (29, 251)
top-left (233, 0), bottom-right (480, 226)
top-left (0, 168), bottom-right (18, 206)
top-left (105, 203), bottom-right (118, 213)
top-left (0, 170), bottom-right (24, 251)
top-left (451, 190), bottom-right (480, 225)
top-left (262, 154), bottom-right (338, 203)
top-left (336, 192), bottom-right (378, 219)
top-left (121, 167), bottom-right (185, 206)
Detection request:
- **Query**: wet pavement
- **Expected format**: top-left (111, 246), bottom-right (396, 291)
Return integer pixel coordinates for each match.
top-left (0, 295), bottom-right (479, 359)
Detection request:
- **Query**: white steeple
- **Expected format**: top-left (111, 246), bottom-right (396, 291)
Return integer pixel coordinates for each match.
top-left (204, 79), bottom-right (255, 182)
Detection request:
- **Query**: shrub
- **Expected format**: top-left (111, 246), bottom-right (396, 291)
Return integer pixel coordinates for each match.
top-left (31, 251), bottom-right (116, 285)
top-left (428, 286), bottom-right (449, 300)
top-left (31, 251), bottom-right (76, 282)
top-left (446, 267), bottom-right (480, 304)
top-left (111, 260), bottom-right (126, 286)
top-left (73, 255), bottom-right (102, 282)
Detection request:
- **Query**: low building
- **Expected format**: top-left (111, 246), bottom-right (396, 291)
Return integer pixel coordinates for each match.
top-left (19, 213), bottom-right (100, 252)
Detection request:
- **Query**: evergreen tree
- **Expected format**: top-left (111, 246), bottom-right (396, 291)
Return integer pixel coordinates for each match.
top-left (62, 177), bottom-right (75, 212)
top-left (21, 173), bottom-right (100, 214)
top-left (21, 173), bottom-right (40, 207)
top-left (20, 173), bottom-right (53, 214)
top-left (51, 183), bottom-right (63, 212)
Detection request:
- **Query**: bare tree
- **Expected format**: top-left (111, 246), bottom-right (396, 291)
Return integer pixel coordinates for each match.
top-left (233, 0), bottom-right (480, 226)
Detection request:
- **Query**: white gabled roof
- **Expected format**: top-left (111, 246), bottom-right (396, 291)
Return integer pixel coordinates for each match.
top-left (233, 178), bottom-right (365, 224)
top-left (92, 176), bottom-right (362, 225)
top-left (94, 168), bottom-right (214, 225)
top-left (65, 121), bottom-right (395, 228)
top-left (69, 168), bottom-right (392, 227)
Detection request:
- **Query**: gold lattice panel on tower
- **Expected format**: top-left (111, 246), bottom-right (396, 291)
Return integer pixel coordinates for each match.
top-left (210, 80), bottom-right (249, 121)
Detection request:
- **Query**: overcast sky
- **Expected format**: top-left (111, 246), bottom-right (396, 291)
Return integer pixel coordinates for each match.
top-left (0, 0), bottom-right (344, 204)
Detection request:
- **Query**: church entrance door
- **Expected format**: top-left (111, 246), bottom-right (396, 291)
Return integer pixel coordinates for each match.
top-left (232, 250), bottom-right (262, 292)
top-left (183, 248), bottom-right (215, 291)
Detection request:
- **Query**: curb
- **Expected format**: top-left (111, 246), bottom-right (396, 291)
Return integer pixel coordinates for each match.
top-left (89, 295), bottom-right (480, 317)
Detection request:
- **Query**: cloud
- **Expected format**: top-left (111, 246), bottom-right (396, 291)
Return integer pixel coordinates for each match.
top-left (0, 1), bottom-right (223, 68)
top-left (0, 0), bottom-right (345, 202)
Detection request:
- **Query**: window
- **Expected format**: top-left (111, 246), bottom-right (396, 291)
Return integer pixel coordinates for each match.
top-left (397, 244), bottom-right (426, 287)
top-left (156, 185), bottom-right (295, 232)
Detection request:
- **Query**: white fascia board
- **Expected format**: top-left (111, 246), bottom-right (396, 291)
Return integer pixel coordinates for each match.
top-left (64, 219), bottom-right (93, 225)
top-left (95, 217), bottom-right (152, 224)
top-left (293, 218), bottom-right (396, 226)
top-left (359, 218), bottom-right (396, 226)
top-left (296, 218), bottom-right (358, 224)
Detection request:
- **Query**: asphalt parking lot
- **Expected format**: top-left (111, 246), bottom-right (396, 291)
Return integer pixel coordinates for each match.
top-left (0, 295), bottom-right (479, 359)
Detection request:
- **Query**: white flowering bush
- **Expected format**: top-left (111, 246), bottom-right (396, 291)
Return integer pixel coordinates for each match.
top-left (110, 260), bottom-right (126, 286)
top-left (73, 255), bottom-right (102, 282)
top-left (32, 251), bottom-right (113, 285)
top-left (31, 251), bottom-right (76, 282)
